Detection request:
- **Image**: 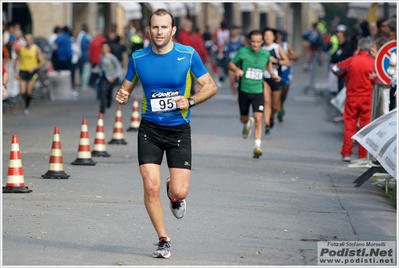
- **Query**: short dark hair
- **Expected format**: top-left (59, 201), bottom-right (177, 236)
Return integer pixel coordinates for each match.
top-left (262, 27), bottom-right (277, 37)
top-left (54, 26), bottom-right (61, 34)
top-left (101, 41), bottom-right (110, 47)
top-left (387, 19), bottom-right (396, 33)
top-left (376, 17), bottom-right (387, 29)
top-left (82, 23), bottom-right (88, 32)
top-left (148, 9), bottom-right (175, 28)
top-left (248, 29), bottom-right (263, 40)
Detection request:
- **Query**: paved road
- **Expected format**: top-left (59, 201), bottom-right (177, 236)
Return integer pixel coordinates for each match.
top-left (2, 58), bottom-right (396, 266)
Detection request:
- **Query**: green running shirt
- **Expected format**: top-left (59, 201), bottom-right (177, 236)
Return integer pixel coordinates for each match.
top-left (231, 46), bottom-right (270, 94)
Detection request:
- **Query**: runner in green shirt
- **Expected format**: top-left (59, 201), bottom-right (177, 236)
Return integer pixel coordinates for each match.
top-left (228, 29), bottom-right (280, 158)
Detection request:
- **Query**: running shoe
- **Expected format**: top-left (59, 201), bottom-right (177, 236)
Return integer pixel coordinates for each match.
top-left (277, 106), bottom-right (285, 122)
top-left (166, 178), bottom-right (186, 219)
top-left (23, 108), bottom-right (29, 116)
top-left (342, 156), bottom-right (351, 162)
top-left (153, 237), bottom-right (171, 258)
top-left (242, 117), bottom-right (254, 139)
top-left (270, 118), bottom-right (274, 129)
top-left (265, 125), bottom-right (272, 135)
top-left (253, 147), bottom-right (263, 159)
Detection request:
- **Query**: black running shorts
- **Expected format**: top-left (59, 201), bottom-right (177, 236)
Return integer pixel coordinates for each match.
top-left (238, 91), bottom-right (264, 116)
top-left (137, 119), bottom-right (192, 169)
top-left (264, 77), bottom-right (282, 91)
top-left (19, 70), bottom-right (38, 81)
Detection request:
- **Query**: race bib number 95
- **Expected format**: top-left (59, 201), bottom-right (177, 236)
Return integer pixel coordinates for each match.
top-left (245, 68), bottom-right (263, 80)
top-left (151, 90), bottom-right (180, 113)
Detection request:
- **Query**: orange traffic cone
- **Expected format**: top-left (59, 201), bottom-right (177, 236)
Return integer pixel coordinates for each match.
top-left (3, 135), bottom-right (32, 193)
top-left (71, 118), bottom-right (97, 165)
top-left (42, 126), bottom-right (70, 179)
top-left (127, 97), bottom-right (141, 131)
top-left (92, 113), bottom-right (111, 157)
top-left (108, 105), bottom-right (128, 145)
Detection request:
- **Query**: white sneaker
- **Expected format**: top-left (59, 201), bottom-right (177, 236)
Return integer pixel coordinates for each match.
top-left (23, 109), bottom-right (29, 116)
top-left (342, 156), bottom-right (351, 162)
top-left (153, 237), bottom-right (171, 258)
top-left (166, 178), bottom-right (186, 219)
top-left (242, 117), bottom-right (254, 139)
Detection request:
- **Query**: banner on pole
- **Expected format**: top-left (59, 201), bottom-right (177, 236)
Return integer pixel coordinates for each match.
top-left (352, 108), bottom-right (397, 179)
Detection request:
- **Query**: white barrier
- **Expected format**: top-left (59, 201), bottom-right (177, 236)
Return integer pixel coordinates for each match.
top-left (48, 70), bottom-right (73, 101)
top-left (353, 108), bottom-right (397, 179)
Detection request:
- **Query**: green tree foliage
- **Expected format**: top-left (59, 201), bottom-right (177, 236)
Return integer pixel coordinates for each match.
top-left (321, 3), bottom-right (359, 34)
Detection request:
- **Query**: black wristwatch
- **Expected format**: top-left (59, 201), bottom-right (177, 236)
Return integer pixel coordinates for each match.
top-left (188, 97), bottom-right (195, 108)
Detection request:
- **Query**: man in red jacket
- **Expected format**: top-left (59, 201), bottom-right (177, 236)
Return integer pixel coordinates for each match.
top-left (88, 29), bottom-right (107, 98)
top-left (331, 38), bottom-right (376, 162)
top-left (89, 30), bottom-right (107, 66)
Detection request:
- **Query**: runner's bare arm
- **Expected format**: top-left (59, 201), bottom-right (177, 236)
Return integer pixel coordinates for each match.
top-left (287, 43), bottom-right (299, 62)
top-left (266, 61), bottom-right (281, 82)
top-left (172, 73), bottom-right (217, 109)
top-left (228, 61), bottom-right (244, 77)
top-left (277, 46), bottom-right (291, 67)
top-left (115, 78), bottom-right (138, 105)
top-left (36, 47), bottom-right (46, 70)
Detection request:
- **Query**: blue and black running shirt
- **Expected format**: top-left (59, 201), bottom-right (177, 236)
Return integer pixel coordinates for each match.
top-left (125, 43), bottom-right (208, 126)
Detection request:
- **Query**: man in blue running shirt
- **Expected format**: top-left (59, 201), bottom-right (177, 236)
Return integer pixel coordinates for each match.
top-left (115, 9), bottom-right (217, 259)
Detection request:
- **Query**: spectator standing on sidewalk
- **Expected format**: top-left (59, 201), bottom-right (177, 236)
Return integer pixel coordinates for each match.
top-left (130, 30), bottom-right (144, 53)
top-left (54, 26), bottom-right (72, 71)
top-left (177, 19), bottom-right (193, 46)
top-left (88, 29), bottom-right (107, 99)
top-left (70, 33), bottom-right (81, 89)
top-left (2, 60), bottom-right (9, 98)
top-left (107, 31), bottom-right (126, 67)
top-left (331, 38), bottom-right (376, 162)
top-left (48, 26), bottom-right (61, 70)
top-left (374, 17), bottom-right (390, 40)
top-left (330, 28), bottom-right (356, 93)
top-left (76, 24), bottom-right (92, 90)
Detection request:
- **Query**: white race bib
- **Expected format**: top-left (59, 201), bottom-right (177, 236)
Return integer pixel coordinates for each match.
top-left (264, 68), bottom-right (278, 79)
top-left (150, 90), bottom-right (180, 113)
top-left (245, 68), bottom-right (263, 80)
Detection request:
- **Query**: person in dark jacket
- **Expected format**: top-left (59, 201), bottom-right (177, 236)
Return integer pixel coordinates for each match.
top-left (107, 31), bottom-right (126, 66)
top-left (330, 30), bottom-right (356, 93)
top-left (54, 26), bottom-right (72, 71)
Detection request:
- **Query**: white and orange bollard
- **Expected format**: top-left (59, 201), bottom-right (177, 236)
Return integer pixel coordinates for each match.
top-left (127, 97), bottom-right (141, 131)
top-left (108, 105), bottom-right (128, 145)
top-left (42, 126), bottom-right (70, 179)
top-left (92, 113), bottom-right (111, 157)
top-left (3, 135), bottom-right (32, 193)
top-left (71, 118), bottom-right (97, 165)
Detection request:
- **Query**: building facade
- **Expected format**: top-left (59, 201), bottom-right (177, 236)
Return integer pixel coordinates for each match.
top-left (2, 2), bottom-right (326, 56)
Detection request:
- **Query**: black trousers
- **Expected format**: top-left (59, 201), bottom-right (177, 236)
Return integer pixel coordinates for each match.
top-left (99, 77), bottom-right (116, 113)
top-left (389, 83), bottom-right (397, 111)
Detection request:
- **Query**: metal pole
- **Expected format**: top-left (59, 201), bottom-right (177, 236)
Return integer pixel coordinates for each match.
top-left (8, 3), bottom-right (13, 22)
top-left (383, 3), bottom-right (389, 19)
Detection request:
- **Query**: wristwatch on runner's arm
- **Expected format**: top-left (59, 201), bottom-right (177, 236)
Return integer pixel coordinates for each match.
top-left (188, 97), bottom-right (195, 108)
